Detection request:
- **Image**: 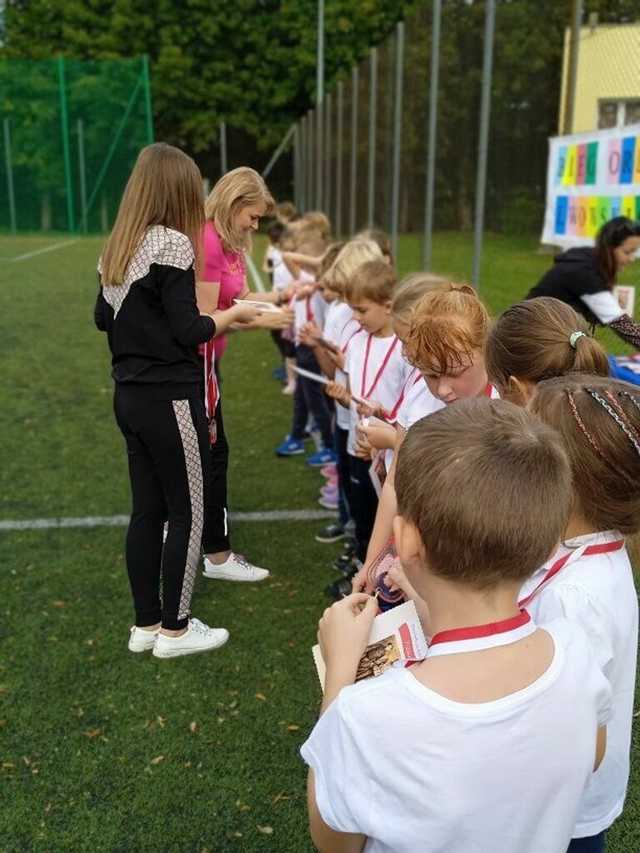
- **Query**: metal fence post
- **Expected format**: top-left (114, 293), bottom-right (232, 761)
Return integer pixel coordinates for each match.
top-left (390, 22), bottom-right (405, 261)
top-left (422, 0), bottom-right (442, 270)
top-left (57, 55), bottom-right (75, 233)
top-left (220, 121), bottom-right (228, 175)
top-left (367, 48), bottom-right (378, 228)
top-left (349, 66), bottom-right (359, 234)
top-left (77, 119), bottom-right (88, 233)
top-left (300, 115), bottom-right (307, 211)
top-left (142, 55), bottom-right (154, 143)
top-left (324, 92), bottom-right (332, 219)
top-left (471, 0), bottom-right (496, 289)
top-left (307, 109), bottom-right (314, 209)
top-left (336, 82), bottom-right (344, 236)
top-left (293, 124), bottom-right (301, 210)
top-left (316, 100), bottom-right (323, 210)
top-left (3, 118), bottom-right (17, 234)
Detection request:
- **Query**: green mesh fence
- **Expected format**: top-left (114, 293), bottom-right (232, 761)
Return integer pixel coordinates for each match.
top-left (0, 56), bottom-right (153, 234)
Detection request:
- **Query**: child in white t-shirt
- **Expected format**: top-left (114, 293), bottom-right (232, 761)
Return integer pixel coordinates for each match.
top-left (302, 398), bottom-right (611, 853)
top-left (326, 259), bottom-right (413, 564)
top-left (524, 374), bottom-right (640, 853)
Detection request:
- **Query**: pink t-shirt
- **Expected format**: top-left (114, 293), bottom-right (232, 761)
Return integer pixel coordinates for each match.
top-left (202, 222), bottom-right (246, 360)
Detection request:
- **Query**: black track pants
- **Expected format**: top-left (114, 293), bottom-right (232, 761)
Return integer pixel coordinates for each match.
top-left (202, 401), bottom-right (231, 555)
top-left (114, 387), bottom-right (210, 630)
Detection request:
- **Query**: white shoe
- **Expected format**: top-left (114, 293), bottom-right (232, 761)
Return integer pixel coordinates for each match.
top-left (203, 552), bottom-right (270, 583)
top-left (128, 625), bottom-right (159, 653)
top-left (152, 618), bottom-right (229, 659)
top-left (282, 382), bottom-right (296, 395)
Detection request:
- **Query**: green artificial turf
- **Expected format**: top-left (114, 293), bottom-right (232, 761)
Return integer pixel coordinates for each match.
top-left (0, 232), bottom-right (638, 851)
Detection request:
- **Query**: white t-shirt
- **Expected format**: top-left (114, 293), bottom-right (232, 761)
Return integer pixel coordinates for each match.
top-left (519, 531), bottom-right (638, 837)
top-left (334, 316), bottom-right (363, 432)
top-left (344, 333), bottom-right (412, 456)
top-left (581, 291), bottom-right (625, 325)
top-left (396, 374), bottom-right (445, 431)
top-left (293, 281), bottom-right (327, 344)
top-left (301, 619), bottom-right (611, 853)
top-left (268, 246), bottom-right (294, 291)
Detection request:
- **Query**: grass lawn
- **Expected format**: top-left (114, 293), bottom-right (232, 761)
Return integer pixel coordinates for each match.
top-left (1, 232), bottom-right (639, 852)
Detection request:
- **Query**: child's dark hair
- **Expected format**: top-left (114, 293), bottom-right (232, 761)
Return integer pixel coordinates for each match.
top-left (486, 297), bottom-right (609, 394)
top-left (594, 216), bottom-right (640, 286)
top-left (529, 374), bottom-right (640, 535)
top-left (396, 398), bottom-right (572, 588)
top-left (267, 220), bottom-right (285, 244)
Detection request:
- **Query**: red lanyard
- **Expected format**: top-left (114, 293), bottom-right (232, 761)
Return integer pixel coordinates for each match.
top-left (305, 296), bottom-right (313, 323)
top-left (341, 326), bottom-right (362, 354)
top-left (428, 610), bottom-right (536, 657)
top-left (386, 367), bottom-right (419, 423)
top-left (484, 383), bottom-right (495, 397)
top-left (360, 334), bottom-right (399, 399)
top-left (518, 539), bottom-right (625, 609)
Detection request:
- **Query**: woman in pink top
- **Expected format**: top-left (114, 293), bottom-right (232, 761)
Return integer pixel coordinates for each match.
top-left (198, 167), bottom-right (289, 583)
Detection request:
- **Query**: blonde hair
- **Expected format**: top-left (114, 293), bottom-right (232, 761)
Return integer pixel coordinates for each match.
top-left (276, 201), bottom-right (297, 223)
top-left (486, 297), bottom-right (609, 393)
top-left (347, 259), bottom-right (396, 304)
top-left (101, 143), bottom-right (204, 286)
top-left (318, 242), bottom-right (346, 280)
top-left (302, 210), bottom-right (331, 240)
top-left (205, 167), bottom-right (275, 253)
top-left (355, 228), bottom-right (393, 263)
top-left (396, 398), bottom-right (572, 589)
top-left (391, 272), bottom-right (448, 324)
top-left (324, 239), bottom-right (382, 296)
top-left (404, 283), bottom-right (491, 373)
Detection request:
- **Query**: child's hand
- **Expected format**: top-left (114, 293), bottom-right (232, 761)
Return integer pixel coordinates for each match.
top-left (356, 399), bottom-right (387, 420)
top-left (325, 381), bottom-right (351, 408)
top-left (351, 563), bottom-right (375, 595)
top-left (232, 302), bottom-right (262, 324)
top-left (354, 425), bottom-right (373, 460)
top-left (318, 594), bottom-right (378, 684)
top-left (384, 560), bottom-right (416, 599)
top-left (327, 349), bottom-right (346, 370)
top-left (299, 321), bottom-right (321, 347)
top-left (359, 420), bottom-right (397, 451)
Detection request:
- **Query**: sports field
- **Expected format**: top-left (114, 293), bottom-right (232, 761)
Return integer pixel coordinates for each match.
top-left (1, 233), bottom-right (638, 852)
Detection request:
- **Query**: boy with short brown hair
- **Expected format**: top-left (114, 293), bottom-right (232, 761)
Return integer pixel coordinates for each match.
top-left (302, 398), bottom-right (611, 853)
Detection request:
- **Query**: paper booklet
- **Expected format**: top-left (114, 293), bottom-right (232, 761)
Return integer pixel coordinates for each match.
top-left (293, 365), bottom-right (329, 384)
top-left (312, 600), bottom-right (428, 692)
top-left (233, 298), bottom-right (284, 313)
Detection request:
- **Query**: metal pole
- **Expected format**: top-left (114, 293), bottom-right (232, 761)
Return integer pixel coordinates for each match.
top-left (471, 0), bottom-right (496, 289)
top-left (367, 48), bottom-right (378, 228)
top-left (336, 82), bottom-right (344, 236)
top-left (422, 0), bottom-right (442, 269)
top-left (349, 66), bottom-right (359, 234)
top-left (57, 56), bottom-right (75, 233)
top-left (300, 115), bottom-right (307, 211)
top-left (77, 119), bottom-right (88, 233)
top-left (324, 92), bottom-right (332, 219)
top-left (220, 121), bottom-right (228, 175)
top-left (142, 55), bottom-right (154, 143)
top-left (262, 123), bottom-right (296, 179)
top-left (316, 100), bottom-right (323, 210)
top-left (296, 124), bottom-right (303, 210)
top-left (3, 118), bottom-right (16, 234)
top-left (563, 0), bottom-right (583, 134)
top-left (390, 22), bottom-right (405, 261)
top-left (316, 0), bottom-right (325, 211)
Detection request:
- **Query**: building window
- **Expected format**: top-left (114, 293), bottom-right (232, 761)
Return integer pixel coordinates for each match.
top-left (598, 100), bottom-right (640, 129)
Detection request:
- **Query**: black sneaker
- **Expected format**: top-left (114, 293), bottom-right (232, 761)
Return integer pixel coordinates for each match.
top-left (324, 574), bottom-right (355, 601)
top-left (315, 523), bottom-right (346, 544)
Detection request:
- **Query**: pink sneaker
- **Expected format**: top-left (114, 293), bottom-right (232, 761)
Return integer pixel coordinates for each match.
top-left (320, 463), bottom-right (337, 479)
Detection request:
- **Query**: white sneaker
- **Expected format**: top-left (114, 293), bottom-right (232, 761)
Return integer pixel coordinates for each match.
top-left (128, 625), bottom-right (159, 653)
top-left (152, 618), bottom-right (229, 659)
top-left (203, 553), bottom-right (270, 583)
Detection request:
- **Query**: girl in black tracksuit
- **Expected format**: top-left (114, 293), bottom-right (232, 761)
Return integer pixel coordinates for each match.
top-left (95, 143), bottom-right (257, 658)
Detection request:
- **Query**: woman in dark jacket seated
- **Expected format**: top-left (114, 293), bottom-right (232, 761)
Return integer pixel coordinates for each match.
top-left (528, 216), bottom-right (640, 347)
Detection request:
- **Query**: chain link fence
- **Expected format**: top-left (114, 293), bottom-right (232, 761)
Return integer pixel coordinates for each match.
top-left (0, 56), bottom-right (153, 234)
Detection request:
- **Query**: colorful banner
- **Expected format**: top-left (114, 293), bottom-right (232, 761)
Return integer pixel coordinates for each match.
top-left (542, 124), bottom-right (640, 248)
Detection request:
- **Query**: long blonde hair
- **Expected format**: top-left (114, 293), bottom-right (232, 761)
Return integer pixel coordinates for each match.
top-left (101, 143), bottom-right (204, 286)
top-left (205, 167), bottom-right (275, 253)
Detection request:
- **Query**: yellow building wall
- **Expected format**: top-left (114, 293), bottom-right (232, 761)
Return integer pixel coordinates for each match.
top-left (559, 24), bottom-right (640, 134)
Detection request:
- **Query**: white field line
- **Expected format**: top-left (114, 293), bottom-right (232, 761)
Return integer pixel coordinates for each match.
top-left (0, 509), bottom-right (335, 532)
top-left (10, 239), bottom-right (79, 262)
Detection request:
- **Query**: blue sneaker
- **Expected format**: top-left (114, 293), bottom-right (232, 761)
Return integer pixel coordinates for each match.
top-left (275, 435), bottom-right (305, 457)
top-left (272, 365), bottom-right (286, 381)
top-left (307, 448), bottom-right (337, 467)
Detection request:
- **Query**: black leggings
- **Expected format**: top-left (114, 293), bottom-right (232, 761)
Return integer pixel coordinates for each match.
top-left (349, 455), bottom-right (379, 562)
top-left (291, 344), bottom-right (334, 449)
top-left (202, 401), bottom-right (231, 554)
top-left (114, 387), bottom-right (210, 630)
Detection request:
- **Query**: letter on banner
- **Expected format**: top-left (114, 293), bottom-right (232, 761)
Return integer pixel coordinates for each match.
top-left (608, 139), bottom-right (621, 184)
top-left (620, 137), bottom-right (636, 185)
top-left (563, 145), bottom-right (577, 185)
top-left (586, 142), bottom-right (598, 185)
